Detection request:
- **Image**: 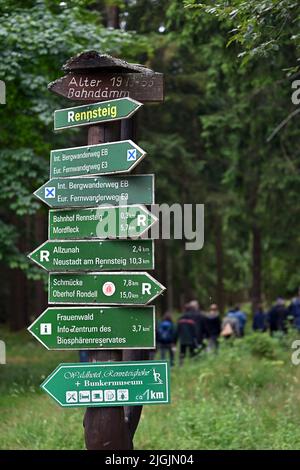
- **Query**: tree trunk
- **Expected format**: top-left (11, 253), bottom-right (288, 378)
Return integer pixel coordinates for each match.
top-left (106, 5), bottom-right (120, 29)
top-left (215, 214), bottom-right (224, 315)
top-left (84, 350), bottom-right (132, 450)
top-left (159, 239), bottom-right (167, 313)
top-left (166, 244), bottom-right (173, 312)
top-left (9, 215), bottom-right (27, 330)
top-left (251, 223), bottom-right (262, 312)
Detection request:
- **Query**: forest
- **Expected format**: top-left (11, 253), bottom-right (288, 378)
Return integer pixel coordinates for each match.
top-left (1, 0), bottom-right (300, 329)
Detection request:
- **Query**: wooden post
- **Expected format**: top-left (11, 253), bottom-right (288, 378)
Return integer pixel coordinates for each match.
top-left (120, 116), bottom-right (151, 439)
top-left (34, 211), bottom-right (47, 317)
top-left (84, 351), bottom-right (132, 450)
top-left (83, 122), bottom-right (133, 450)
top-left (47, 51), bottom-right (164, 450)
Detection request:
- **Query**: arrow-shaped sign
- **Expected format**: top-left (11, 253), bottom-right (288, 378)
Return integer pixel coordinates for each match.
top-left (54, 97), bottom-right (142, 130)
top-left (50, 140), bottom-right (146, 178)
top-left (28, 239), bottom-right (154, 272)
top-left (28, 306), bottom-right (155, 350)
top-left (34, 174), bottom-right (154, 208)
top-left (48, 205), bottom-right (157, 240)
top-left (48, 72), bottom-right (164, 103)
top-left (40, 361), bottom-right (170, 407)
top-left (49, 272), bottom-right (165, 305)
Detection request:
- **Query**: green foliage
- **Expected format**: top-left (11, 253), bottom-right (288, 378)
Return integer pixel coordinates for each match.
top-left (0, 220), bottom-right (18, 263)
top-left (162, 0), bottom-right (300, 304)
top-left (243, 333), bottom-right (278, 359)
top-left (0, 0), bottom-right (150, 283)
top-left (1, 327), bottom-right (300, 449)
top-left (186, 0), bottom-right (300, 70)
top-left (0, 149), bottom-right (47, 215)
top-left (2, 0), bottom-right (300, 322)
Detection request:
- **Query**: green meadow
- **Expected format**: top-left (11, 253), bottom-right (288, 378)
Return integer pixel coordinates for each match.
top-left (1, 327), bottom-right (300, 450)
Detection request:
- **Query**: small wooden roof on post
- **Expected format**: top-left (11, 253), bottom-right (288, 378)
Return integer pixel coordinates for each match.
top-left (48, 51), bottom-right (164, 103)
top-left (62, 50), bottom-right (154, 74)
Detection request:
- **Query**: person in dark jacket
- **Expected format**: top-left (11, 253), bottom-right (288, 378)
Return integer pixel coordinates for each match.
top-left (177, 303), bottom-right (198, 365)
top-left (156, 312), bottom-right (176, 366)
top-left (204, 304), bottom-right (221, 352)
top-left (267, 297), bottom-right (287, 335)
top-left (188, 300), bottom-right (206, 350)
top-left (226, 305), bottom-right (247, 337)
top-left (252, 303), bottom-right (267, 332)
top-left (288, 288), bottom-right (300, 332)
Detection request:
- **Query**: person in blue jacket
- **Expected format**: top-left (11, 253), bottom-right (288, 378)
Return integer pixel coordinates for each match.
top-left (157, 312), bottom-right (176, 366)
top-left (288, 288), bottom-right (300, 331)
top-left (227, 305), bottom-right (247, 337)
top-left (252, 303), bottom-right (267, 332)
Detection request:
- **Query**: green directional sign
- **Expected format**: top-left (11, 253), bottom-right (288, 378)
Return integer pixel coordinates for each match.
top-left (34, 174), bottom-right (154, 208)
top-left (28, 306), bottom-right (155, 350)
top-left (28, 239), bottom-right (154, 272)
top-left (49, 205), bottom-right (157, 240)
top-left (41, 361), bottom-right (170, 407)
top-left (50, 140), bottom-right (146, 178)
top-left (49, 272), bottom-right (165, 305)
top-left (54, 98), bottom-right (142, 130)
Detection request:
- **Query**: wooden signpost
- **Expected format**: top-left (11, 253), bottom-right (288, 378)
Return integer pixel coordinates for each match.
top-left (50, 140), bottom-right (146, 177)
top-left (34, 174), bottom-right (155, 208)
top-left (29, 51), bottom-right (166, 450)
top-left (28, 239), bottom-right (154, 271)
top-left (54, 97), bottom-right (142, 130)
top-left (41, 361), bottom-right (170, 407)
top-left (49, 50), bottom-right (164, 103)
top-left (28, 306), bottom-right (156, 350)
top-left (48, 272), bottom-right (165, 305)
top-left (49, 72), bottom-right (164, 103)
top-left (48, 205), bottom-right (157, 239)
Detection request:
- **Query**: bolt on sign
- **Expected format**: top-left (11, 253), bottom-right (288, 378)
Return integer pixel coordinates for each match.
top-left (28, 306), bottom-right (156, 350)
top-left (34, 174), bottom-right (154, 208)
top-left (48, 272), bottom-right (165, 305)
top-left (49, 72), bottom-right (164, 103)
top-left (41, 361), bottom-right (170, 407)
top-left (50, 140), bottom-right (146, 178)
top-left (28, 239), bottom-right (154, 272)
top-left (54, 97), bottom-right (142, 130)
top-left (48, 205), bottom-right (157, 240)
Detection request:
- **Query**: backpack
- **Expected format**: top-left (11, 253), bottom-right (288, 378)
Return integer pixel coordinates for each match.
top-left (221, 322), bottom-right (233, 337)
top-left (158, 320), bottom-right (174, 344)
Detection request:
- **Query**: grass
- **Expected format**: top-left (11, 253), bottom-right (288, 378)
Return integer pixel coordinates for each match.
top-left (1, 326), bottom-right (300, 449)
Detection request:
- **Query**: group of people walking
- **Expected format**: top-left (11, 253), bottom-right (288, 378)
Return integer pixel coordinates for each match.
top-left (253, 291), bottom-right (300, 334)
top-left (156, 300), bottom-right (223, 366)
top-left (156, 289), bottom-right (300, 366)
